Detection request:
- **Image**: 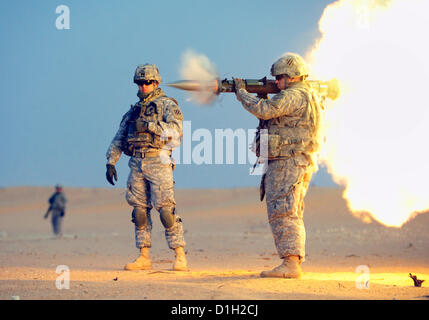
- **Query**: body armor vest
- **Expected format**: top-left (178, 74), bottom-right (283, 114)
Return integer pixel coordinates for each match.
top-left (123, 90), bottom-right (176, 155)
top-left (256, 82), bottom-right (322, 161)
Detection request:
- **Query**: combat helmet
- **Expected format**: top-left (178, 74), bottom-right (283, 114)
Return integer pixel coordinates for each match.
top-left (270, 53), bottom-right (309, 79)
top-left (134, 64), bottom-right (162, 84)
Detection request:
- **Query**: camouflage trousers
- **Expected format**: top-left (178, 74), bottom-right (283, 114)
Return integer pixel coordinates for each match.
top-left (264, 157), bottom-right (313, 261)
top-left (126, 156), bottom-right (186, 250)
top-left (50, 210), bottom-right (63, 236)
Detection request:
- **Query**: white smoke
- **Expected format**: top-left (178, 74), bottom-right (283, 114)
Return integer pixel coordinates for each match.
top-left (180, 49), bottom-right (219, 104)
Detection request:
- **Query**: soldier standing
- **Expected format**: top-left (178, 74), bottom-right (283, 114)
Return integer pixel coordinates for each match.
top-left (105, 64), bottom-right (188, 271)
top-left (44, 184), bottom-right (67, 237)
top-left (233, 53), bottom-right (324, 278)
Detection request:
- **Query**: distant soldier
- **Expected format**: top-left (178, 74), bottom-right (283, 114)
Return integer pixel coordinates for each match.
top-left (105, 64), bottom-right (188, 271)
top-left (44, 184), bottom-right (67, 237)
top-left (233, 53), bottom-right (324, 278)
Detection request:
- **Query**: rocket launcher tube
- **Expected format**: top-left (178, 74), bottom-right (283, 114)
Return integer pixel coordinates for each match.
top-left (218, 77), bottom-right (340, 101)
top-left (216, 78), bottom-right (279, 95)
top-left (166, 77), bottom-right (340, 101)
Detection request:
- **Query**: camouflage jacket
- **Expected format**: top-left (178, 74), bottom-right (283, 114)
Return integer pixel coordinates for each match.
top-left (48, 192), bottom-right (67, 211)
top-left (236, 81), bottom-right (323, 164)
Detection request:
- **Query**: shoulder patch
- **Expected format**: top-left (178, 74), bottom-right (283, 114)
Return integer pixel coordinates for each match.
top-left (174, 108), bottom-right (182, 116)
top-left (169, 104), bottom-right (183, 120)
top-left (173, 106), bottom-right (183, 118)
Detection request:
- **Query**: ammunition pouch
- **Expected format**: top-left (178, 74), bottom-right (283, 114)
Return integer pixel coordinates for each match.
top-left (256, 126), bottom-right (316, 159)
top-left (124, 95), bottom-right (178, 155)
top-left (253, 84), bottom-right (321, 160)
top-left (122, 140), bottom-right (134, 156)
top-left (134, 119), bottom-right (148, 132)
top-left (126, 119), bottom-right (167, 152)
top-left (267, 134), bottom-right (282, 158)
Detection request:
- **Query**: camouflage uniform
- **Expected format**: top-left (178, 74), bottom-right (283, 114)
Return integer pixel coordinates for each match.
top-left (236, 81), bottom-right (323, 261)
top-left (46, 189), bottom-right (67, 236)
top-left (106, 84), bottom-right (186, 250)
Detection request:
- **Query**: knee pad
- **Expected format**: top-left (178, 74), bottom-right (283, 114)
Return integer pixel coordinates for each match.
top-left (159, 207), bottom-right (175, 229)
top-left (131, 207), bottom-right (150, 228)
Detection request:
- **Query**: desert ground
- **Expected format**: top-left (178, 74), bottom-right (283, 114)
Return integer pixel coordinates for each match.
top-left (0, 186), bottom-right (428, 300)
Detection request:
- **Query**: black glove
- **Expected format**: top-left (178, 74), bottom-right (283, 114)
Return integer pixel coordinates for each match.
top-left (233, 78), bottom-right (246, 93)
top-left (106, 164), bottom-right (118, 186)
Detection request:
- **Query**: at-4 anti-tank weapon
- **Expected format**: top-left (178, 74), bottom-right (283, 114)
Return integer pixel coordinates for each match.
top-left (166, 77), bottom-right (340, 101)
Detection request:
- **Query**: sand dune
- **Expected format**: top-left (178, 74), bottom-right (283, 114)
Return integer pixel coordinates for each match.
top-left (0, 186), bottom-right (428, 300)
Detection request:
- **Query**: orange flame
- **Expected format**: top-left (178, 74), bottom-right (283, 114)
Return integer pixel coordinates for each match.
top-left (307, 0), bottom-right (429, 227)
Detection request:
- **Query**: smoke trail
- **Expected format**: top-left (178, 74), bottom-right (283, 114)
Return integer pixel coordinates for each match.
top-left (180, 49), bottom-right (219, 104)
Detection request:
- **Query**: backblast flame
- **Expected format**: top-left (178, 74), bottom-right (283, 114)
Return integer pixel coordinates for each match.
top-left (307, 0), bottom-right (429, 227)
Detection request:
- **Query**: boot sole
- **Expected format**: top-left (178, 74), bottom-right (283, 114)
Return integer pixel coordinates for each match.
top-left (124, 265), bottom-right (152, 271)
top-left (173, 267), bottom-right (189, 271)
top-left (260, 272), bottom-right (302, 279)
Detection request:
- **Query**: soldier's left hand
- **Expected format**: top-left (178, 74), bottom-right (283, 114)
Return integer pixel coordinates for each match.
top-left (233, 78), bottom-right (246, 93)
top-left (106, 164), bottom-right (118, 186)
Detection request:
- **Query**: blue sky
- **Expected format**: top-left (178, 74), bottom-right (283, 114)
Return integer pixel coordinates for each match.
top-left (0, 0), bottom-right (337, 189)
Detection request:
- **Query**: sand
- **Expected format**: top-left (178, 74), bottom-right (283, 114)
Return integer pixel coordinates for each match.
top-left (0, 186), bottom-right (428, 300)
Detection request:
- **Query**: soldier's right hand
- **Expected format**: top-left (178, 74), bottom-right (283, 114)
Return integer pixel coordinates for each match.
top-left (232, 77), bottom-right (246, 93)
top-left (106, 164), bottom-right (118, 186)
